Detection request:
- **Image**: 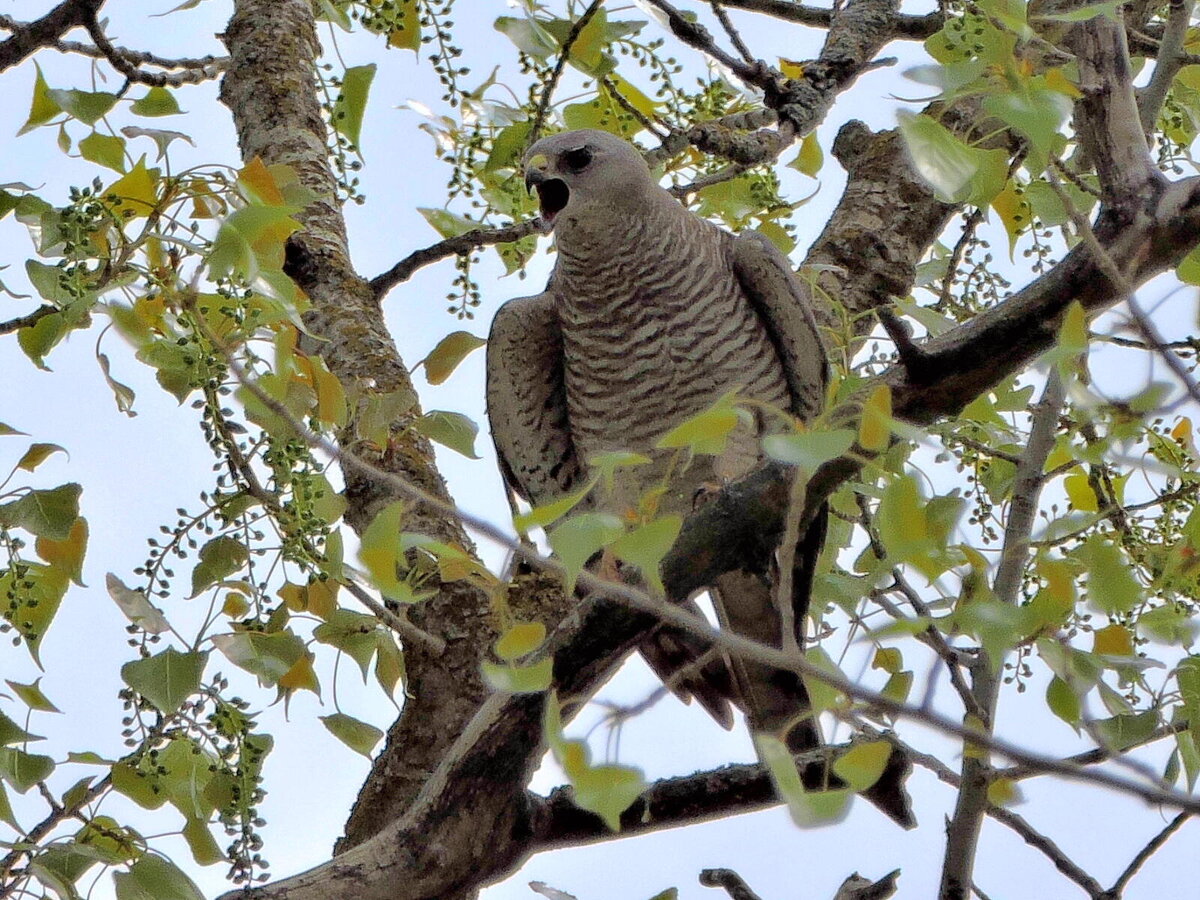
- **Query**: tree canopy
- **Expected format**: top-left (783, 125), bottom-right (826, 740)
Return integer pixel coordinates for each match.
top-left (2, 1), bottom-right (1200, 899)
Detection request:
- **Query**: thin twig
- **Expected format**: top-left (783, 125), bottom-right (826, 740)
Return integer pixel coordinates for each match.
top-left (940, 372), bottom-right (1065, 900)
top-left (1107, 812), bottom-right (1190, 897)
top-left (528, 0), bottom-right (605, 147)
top-left (0, 305), bottom-right (57, 335)
top-left (0, 0), bottom-right (103, 72)
top-left (370, 219), bottom-right (542, 300)
top-left (1138, 0), bottom-right (1196, 133)
top-left (867, 724), bottom-right (1107, 899)
top-left (700, 868), bottom-right (764, 900)
top-left (209, 297), bottom-right (1200, 817)
top-left (711, 1), bottom-right (756, 64)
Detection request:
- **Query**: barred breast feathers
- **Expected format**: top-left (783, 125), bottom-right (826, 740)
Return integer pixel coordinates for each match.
top-left (551, 205), bottom-right (791, 461)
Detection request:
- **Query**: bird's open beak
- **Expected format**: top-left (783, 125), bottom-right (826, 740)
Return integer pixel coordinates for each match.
top-left (523, 153), bottom-right (569, 227)
top-left (524, 154), bottom-right (550, 194)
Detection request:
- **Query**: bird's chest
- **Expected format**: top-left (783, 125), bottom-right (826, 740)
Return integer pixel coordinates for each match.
top-left (554, 249), bottom-right (790, 496)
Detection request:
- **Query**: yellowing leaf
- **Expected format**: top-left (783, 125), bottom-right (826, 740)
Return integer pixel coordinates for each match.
top-left (496, 621), bottom-right (547, 661)
top-left (788, 131), bottom-right (823, 177)
top-left (779, 58), bottom-right (805, 78)
top-left (1093, 624), bottom-right (1135, 656)
top-left (858, 385), bottom-right (892, 452)
top-left (1064, 472), bottom-right (1098, 511)
top-left (19, 64), bottom-right (61, 135)
top-left (278, 652), bottom-right (320, 695)
top-left (832, 740), bottom-right (892, 790)
top-left (35, 516), bottom-right (88, 586)
top-left (986, 777), bottom-right (1022, 806)
top-left (103, 158), bottom-right (160, 219)
top-left (238, 156), bottom-right (285, 205)
top-left (422, 331), bottom-right (486, 385)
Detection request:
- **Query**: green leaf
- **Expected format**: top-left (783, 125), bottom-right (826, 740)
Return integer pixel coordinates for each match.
top-left (130, 87), bottom-right (183, 117)
top-left (113, 854), bottom-right (205, 900)
top-left (79, 131), bottom-right (128, 172)
top-left (610, 515), bottom-right (682, 595)
top-left (1080, 537), bottom-right (1141, 614)
top-left (570, 762), bottom-right (646, 831)
top-left (481, 657), bottom-right (554, 693)
top-left (1093, 711), bottom-right (1159, 750)
top-left (332, 64), bottom-right (376, 147)
top-left (656, 396), bottom-right (746, 456)
top-left (181, 817), bottom-right (224, 865)
top-left (422, 331), bottom-right (486, 385)
top-left (763, 428), bottom-right (855, 471)
top-left (513, 482), bottom-right (595, 533)
top-left (897, 111), bottom-right (1008, 205)
top-left (0, 709), bottom-right (43, 746)
top-left (313, 609), bottom-right (379, 677)
top-left (414, 410), bottom-right (481, 459)
top-left (496, 621), bottom-right (547, 661)
top-left (46, 89), bottom-right (118, 126)
top-left (1, 564), bottom-right (68, 667)
top-left (1034, 0), bottom-right (1122, 20)
top-left (788, 131), bottom-right (823, 177)
top-left (19, 65), bottom-right (61, 134)
top-left (156, 738), bottom-right (219, 819)
top-left (189, 536), bottom-right (249, 597)
top-left (16, 442), bottom-right (66, 472)
top-left (494, 16), bottom-right (558, 58)
top-left (547, 512), bottom-right (624, 592)
top-left (1046, 675), bottom-right (1081, 727)
top-left (0, 782), bottom-right (17, 829)
top-left (17, 311), bottom-right (65, 368)
top-left (0, 747), bottom-right (55, 792)
top-left (418, 206), bottom-right (478, 239)
top-left (320, 713), bottom-right (384, 758)
top-left (111, 760), bottom-right (168, 810)
top-left (982, 84), bottom-right (1071, 173)
top-left (211, 630), bottom-right (307, 687)
top-left (120, 648), bottom-right (207, 714)
top-left (5, 678), bottom-right (60, 713)
top-left (107, 573), bottom-right (170, 634)
top-left (30, 844), bottom-right (99, 896)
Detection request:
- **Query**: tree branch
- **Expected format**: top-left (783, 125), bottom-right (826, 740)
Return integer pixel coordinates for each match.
top-left (369, 219), bottom-right (542, 300)
top-left (0, 0), bottom-right (103, 73)
top-left (1105, 813), bottom-right (1190, 898)
top-left (939, 372), bottom-right (1065, 900)
top-left (702, 0), bottom-right (944, 39)
top-left (0, 305), bottom-right (57, 336)
top-left (528, 0), bottom-right (605, 146)
top-left (1137, 0), bottom-right (1195, 132)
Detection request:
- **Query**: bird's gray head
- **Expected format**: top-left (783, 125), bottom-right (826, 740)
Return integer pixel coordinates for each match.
top-left (523, 130), bottom-right (657, 230)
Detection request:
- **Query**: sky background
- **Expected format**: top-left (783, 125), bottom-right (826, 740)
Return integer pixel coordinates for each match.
top-left (0, 1), bottom-right (1195, 899)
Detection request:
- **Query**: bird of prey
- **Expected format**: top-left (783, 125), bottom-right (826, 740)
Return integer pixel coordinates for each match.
top-left (486, 128), bottom-right (828, 755)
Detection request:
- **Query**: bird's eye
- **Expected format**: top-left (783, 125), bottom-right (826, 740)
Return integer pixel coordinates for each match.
top-left (562, 147), bottom-right (592, 172)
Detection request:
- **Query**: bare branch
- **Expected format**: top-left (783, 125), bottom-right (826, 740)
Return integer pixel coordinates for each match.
top-left (1065, 17), bottom-right (1162, 203)
top-left (0, 305), bottom-right (57, 336)
top-left (700, 869), bottom-right (765, 900)
top-left (1137, 0), bottom-right (1195, 132)
top-left (1106, 813), bottom-right (1190, 898)
top-left (703, 0), bottom-right (944, 39)
top-left (0, 0), bottom-right (103, 72)
top-left (529, 0), bottom-right (605, 146)
top-left (710, 2), bottom-right (757, 64)
top-left (370, 220), bottom-right (542, 300)
top-left (940, 373), bottom-right (1065, 900)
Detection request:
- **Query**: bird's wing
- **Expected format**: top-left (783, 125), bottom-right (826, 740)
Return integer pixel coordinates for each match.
top-left (714, 229), bottom-right (831, 752)
top-left (730, 230), bottom-right (828, 421)
top-left (485, 291), bottom-right (583, 507)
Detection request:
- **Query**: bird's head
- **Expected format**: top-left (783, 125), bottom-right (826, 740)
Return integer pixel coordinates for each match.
top-left (523, 130), bottom-right (657, 230)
